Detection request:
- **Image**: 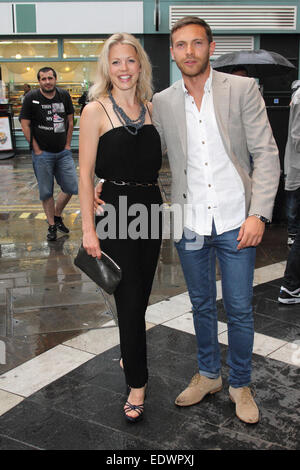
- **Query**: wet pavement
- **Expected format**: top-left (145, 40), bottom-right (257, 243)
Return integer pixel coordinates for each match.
top-left (0, 152), bottom-right (299, 450)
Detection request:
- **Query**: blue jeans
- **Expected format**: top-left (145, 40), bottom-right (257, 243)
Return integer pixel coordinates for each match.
top-left (32, 149), bottom-right (78, 201)
top-left (175, 225), bottom-right (256, 388)
top-left (286, 188), bottom-right (300, 235)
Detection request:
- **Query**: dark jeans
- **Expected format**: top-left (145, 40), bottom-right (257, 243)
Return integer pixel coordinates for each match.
top-left (286, 188), bottom-right (300, 235)
top-left (282, 230), bottom-right (300, 291)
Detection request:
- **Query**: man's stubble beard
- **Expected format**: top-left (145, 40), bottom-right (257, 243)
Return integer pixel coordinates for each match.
top-left (176, 53), bottom-right (210, 78)
top-left (41, 87), bottom-right (56, 95)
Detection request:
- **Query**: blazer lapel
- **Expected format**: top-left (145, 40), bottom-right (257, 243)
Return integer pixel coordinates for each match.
top-left (212, 71), bottom-right (232, 157)
top-left (171, 82), bottom-right (188, 162)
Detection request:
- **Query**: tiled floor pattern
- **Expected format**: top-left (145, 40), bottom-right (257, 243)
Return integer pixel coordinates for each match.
top-left (0, 262), bottom-right (300, 449)
top-left (1, 154), bottom-right (299, 449)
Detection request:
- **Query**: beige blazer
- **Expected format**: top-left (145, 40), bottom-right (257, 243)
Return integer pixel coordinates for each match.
top-left (152, 70), bottom-right (280, 227)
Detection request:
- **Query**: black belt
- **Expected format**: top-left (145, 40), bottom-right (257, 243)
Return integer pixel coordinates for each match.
top-left (100, 179), bottom-right (158, 187)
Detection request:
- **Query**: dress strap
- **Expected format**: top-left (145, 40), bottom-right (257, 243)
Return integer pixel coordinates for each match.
top-left (96, 100), bottom-right (114, 128)
top-left (145, 103), bottom-right (152, 123)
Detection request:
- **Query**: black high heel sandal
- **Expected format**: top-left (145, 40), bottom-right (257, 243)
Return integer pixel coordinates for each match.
top-left (124, 399), bottom-right (144, 423)
top-left (124, 385), bottom-right (147, 423)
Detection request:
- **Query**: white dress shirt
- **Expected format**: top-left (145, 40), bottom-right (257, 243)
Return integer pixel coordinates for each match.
top-left (184, 69), bottom-right (245, 236)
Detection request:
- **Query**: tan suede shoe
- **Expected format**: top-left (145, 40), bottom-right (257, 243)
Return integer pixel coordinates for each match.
top-left (175, 373), bottom-right (222, 407)
top-left (229, 386), bottom-right (259, 424)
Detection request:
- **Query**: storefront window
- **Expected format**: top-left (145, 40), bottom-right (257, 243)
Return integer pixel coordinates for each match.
top-left (0, 39), bottom-right (104, 119)
top-left (0, 40), bottom-right (58, 59)
top-left (63, 39), bottom-right (105, 58)
top-left (1, 61), bottom-right (97, 117)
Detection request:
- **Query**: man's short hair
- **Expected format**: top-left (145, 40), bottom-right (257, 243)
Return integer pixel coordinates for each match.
top-left (171, 16), bottom-right (213, 45)
top-left (37, 67), bottom-right (57, 80)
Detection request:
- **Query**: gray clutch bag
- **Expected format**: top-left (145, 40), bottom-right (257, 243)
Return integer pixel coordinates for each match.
top-left (74, 244), bottom-right (122, 295)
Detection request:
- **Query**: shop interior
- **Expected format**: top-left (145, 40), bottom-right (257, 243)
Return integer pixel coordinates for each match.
top-left (0, 39), bottom-right (105, 119)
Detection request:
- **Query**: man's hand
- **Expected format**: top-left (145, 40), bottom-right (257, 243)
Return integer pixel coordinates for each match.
top-left (64, 144), bottom-right (71, 151)
top-left (32, 142), bottom-right (42, 155)
top-left (94, 181), bottom-right (105, 214)
top-left (237, 216), bottom-right (265, 250)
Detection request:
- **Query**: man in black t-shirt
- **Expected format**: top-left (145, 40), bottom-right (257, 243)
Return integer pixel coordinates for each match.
top-left (20, 67), bottom-right (78, 241)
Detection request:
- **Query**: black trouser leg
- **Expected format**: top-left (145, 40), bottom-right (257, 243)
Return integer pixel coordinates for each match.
top-left (101, 237), bottom-right (161, 388)
top-left (282, 230), bottom-right (300, 291)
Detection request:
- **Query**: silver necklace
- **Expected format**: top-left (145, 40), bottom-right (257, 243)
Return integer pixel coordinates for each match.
top-left (108, 91), bottom-right (146, 135)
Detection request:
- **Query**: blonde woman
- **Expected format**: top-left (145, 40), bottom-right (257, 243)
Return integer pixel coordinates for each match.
top-left (79, 33), bottom-right (162, 423)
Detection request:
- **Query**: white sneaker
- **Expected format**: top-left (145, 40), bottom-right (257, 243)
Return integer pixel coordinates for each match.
top-left (278, 286), bottom-right (300, 304)
top-left (287, 234), bottom-right (296, 246)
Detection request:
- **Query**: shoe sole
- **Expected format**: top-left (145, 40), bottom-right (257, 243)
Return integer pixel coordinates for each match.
top-left (175, 385), bottom-right (222, 407)
top-left (229, 394), bottom-right (259, 424)
top-left (125, 413), bottom-right (143, 423)
top-left (278, 297), bottom-right (300, 304)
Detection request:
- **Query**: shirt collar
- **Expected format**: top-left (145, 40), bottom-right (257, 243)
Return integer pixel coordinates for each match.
top-left (182, 66), bottom-right (213, 96)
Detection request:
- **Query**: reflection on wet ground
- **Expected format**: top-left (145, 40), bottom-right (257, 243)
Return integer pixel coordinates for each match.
top-left (0, 153), bottom-right (290, 375)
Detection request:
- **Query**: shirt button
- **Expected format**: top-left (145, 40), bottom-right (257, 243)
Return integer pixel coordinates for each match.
top-left (208, 184), bottom-right (211, 187)
top-left (208, 206), bottom-right (211, 209)
top-left (183, 194), bottom-right (186, 199)
top-left (199, 120), bottom-right (202, 123)
top-left (184, 169), bottom-right (187, 175)
top-left (205, 162), bottom-right (208, 166)
top-left (202, 141), bottom-right (205, 144)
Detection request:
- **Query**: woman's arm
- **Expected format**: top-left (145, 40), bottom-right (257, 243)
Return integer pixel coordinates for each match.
top-left (79, 102), bottom-right (103, 258)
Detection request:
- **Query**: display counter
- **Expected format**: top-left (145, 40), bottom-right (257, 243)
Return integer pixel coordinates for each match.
top-left (6, 82), bottom-right (84, 117)
top-left (13, 115), bottom-right (80, 151)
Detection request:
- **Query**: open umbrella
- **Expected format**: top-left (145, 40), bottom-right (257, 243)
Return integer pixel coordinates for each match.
top-left (211, 49), bottom-right (295, 79)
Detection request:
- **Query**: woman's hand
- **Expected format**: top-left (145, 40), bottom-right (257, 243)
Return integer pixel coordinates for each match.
top-left (94, 181), bottom-right (105, 214)
top-left (83, 230), bottom-right (102, 259)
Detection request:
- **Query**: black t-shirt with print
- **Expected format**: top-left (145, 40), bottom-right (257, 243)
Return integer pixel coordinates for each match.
top-left (20, 88), bottom-right (74, 153)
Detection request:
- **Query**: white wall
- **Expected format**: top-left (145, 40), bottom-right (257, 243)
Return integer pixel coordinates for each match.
top-left (36, 2), bottom-right (143, 34)
top-left (0, 2), bottom-right (143, 35)
top-left (0, 4), bottom-right (13, 35)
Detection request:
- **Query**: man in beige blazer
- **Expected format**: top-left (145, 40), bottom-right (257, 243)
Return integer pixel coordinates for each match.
top-left (152, 16), bottom-right (280, 424)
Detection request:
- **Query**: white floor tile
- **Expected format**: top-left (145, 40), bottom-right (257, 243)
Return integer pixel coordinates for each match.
top-left (0, 345), bottom-right (94, 397)
top-left (218, 321), bottom-right (228, 335)
top-left (218, 331), bottom-right (229, 346)
top-left (164, 312), bottom-right (195, 334)
top-left (253, 262), bottom-right (286, 285)
top-left (63, 326), bottom-right (120, 355)
top-left (268, 341), bottom-right (300, 366)
top-left (0, 390), bottom-right (24, 417)
top-left (216, 280), bottom-right (223, 300)
top-left (145, 294), bottom-right (192, 324)
top-left (252, 333), bottom-right (287, 357)
top-left (218, 330), bottom-right (297, 366)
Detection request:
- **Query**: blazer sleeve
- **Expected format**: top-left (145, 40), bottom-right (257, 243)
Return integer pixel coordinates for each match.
top-left (152, 93), bottom-right (167, 155)
top-left (241, 79), bottom-right (280, 220)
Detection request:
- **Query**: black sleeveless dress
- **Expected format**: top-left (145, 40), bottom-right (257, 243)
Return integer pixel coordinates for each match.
top-left (95, 121), bottom-right (163, 389)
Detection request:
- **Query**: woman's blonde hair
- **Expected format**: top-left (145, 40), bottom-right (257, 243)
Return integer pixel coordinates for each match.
top-left (88, 33), bottom-right (153, 103)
